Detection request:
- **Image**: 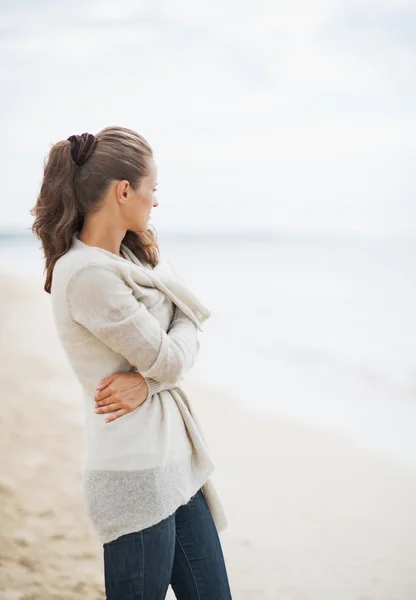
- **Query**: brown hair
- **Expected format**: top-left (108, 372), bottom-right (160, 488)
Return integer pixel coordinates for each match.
top-left (30, 125), bottom-right (160, 294)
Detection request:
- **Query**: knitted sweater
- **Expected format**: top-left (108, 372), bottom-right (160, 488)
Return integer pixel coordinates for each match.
top-left (50, 232), bottom-right (228, 544)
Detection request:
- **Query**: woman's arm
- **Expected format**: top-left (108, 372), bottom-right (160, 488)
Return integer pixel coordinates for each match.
top-left (142, 375), bottom-right (181, 398)
top-left (141, 306), bottom-right (199, 393)
top-left (93, 370), bottom-right (182, 422)
top-left (92, 305), bottom-right (194, 422)
top-left (66, 264), bottom-right (200, 384)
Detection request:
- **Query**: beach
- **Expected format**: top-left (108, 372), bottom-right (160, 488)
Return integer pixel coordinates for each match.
top-left (1, 271), bottom-right (416, 600)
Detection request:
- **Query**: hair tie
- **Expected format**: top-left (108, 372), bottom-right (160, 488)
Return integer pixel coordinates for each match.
top-left (67, 132), bottom-right (97, 166)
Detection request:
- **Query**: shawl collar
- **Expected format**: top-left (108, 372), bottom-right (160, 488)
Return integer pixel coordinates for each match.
top-left (72, 233), bottom-right (211, 331)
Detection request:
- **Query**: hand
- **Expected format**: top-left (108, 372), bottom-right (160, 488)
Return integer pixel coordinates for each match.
top-left (94, 372), bottom-right (149, 423)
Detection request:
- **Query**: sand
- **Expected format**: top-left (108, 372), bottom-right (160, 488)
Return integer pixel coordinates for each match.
top-left (1, 271), bottom-right (416, 600)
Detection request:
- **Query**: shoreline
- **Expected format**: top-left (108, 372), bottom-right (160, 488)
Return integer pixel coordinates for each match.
top-left (1, 272), bottom-right (416, 599)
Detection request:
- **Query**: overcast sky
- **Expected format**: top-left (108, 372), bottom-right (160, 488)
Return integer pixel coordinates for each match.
top-left (1, 0), bottom-right (415, 235)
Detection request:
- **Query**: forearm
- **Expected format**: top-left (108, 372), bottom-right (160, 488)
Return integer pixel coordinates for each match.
top-left (166, 305), bottom-right (200, 370)
top-left (142, 375), bottom-right (183, 399)
top-left (68, 266), bottom-right (202, 385)
top-left (140, 307), bottom-right (199, 392)
top-left (131, 368), bottom-right (179, 398)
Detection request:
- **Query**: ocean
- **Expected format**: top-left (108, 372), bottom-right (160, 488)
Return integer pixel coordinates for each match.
top-left (1, 231), bottom-right (416, 463)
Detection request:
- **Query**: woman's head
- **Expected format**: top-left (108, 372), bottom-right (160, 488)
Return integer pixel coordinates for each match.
top-left (31, 126), bottom-right (160, 294)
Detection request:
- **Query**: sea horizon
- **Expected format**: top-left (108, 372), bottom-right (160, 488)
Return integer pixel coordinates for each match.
top-left (1, 228), bottom-right (415, 465)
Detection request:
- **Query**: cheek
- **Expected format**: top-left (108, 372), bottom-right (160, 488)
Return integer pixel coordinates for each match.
top-left (129, 190), bottom-right (152, 217)
top-left (133, 193), bottom-right (148, 212)
top-left (146, 190), bottom-right (154, 206)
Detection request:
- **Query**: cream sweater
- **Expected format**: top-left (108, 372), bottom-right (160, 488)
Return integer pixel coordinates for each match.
top-left (50, 232), bottom-right (228, 544)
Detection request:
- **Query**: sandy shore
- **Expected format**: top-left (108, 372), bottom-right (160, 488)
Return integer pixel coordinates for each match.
top-left (1, 272), bottom-right (416, 599)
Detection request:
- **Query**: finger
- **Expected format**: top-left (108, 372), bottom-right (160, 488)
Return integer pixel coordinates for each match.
top-left (94, 388), bottom-right (113, 402)
top-left (95, 396), bottom-right (117, 408)
top-left (105, 408), bottom-right (128, 423)
top-left (96, 374), bottom-right (118, 391)
top-left (95, 403), bottom-right (120, 414)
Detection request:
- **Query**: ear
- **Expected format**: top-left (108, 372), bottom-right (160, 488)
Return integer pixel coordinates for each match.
top-left (115, 179), bottom-right (130, 204)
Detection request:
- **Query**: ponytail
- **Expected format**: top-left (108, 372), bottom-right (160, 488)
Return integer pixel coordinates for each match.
top-left (31, 140), bottom-right (83, 293)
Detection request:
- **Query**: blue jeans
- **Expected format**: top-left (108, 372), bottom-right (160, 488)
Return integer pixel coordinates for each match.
top-left (103, 488), bottom-right (233, 599)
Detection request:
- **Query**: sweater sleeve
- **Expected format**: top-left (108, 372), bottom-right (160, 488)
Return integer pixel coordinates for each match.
top-left (141, 303), bottom-right (201, 397)
top-left (66, 264), bottom-right (200, 385)
top-left (141, 375), bottom-right (184, 400)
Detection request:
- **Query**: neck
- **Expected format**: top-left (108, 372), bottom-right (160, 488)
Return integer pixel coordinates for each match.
top-left (77, 221), bottom-right (127, 258)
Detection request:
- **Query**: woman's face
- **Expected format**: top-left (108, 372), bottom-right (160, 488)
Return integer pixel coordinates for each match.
top-left (123, 155), bottom-right (159, 232)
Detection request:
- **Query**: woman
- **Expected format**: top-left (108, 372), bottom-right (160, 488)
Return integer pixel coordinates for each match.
top-left (31, 126), bottom-right (233, 599)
